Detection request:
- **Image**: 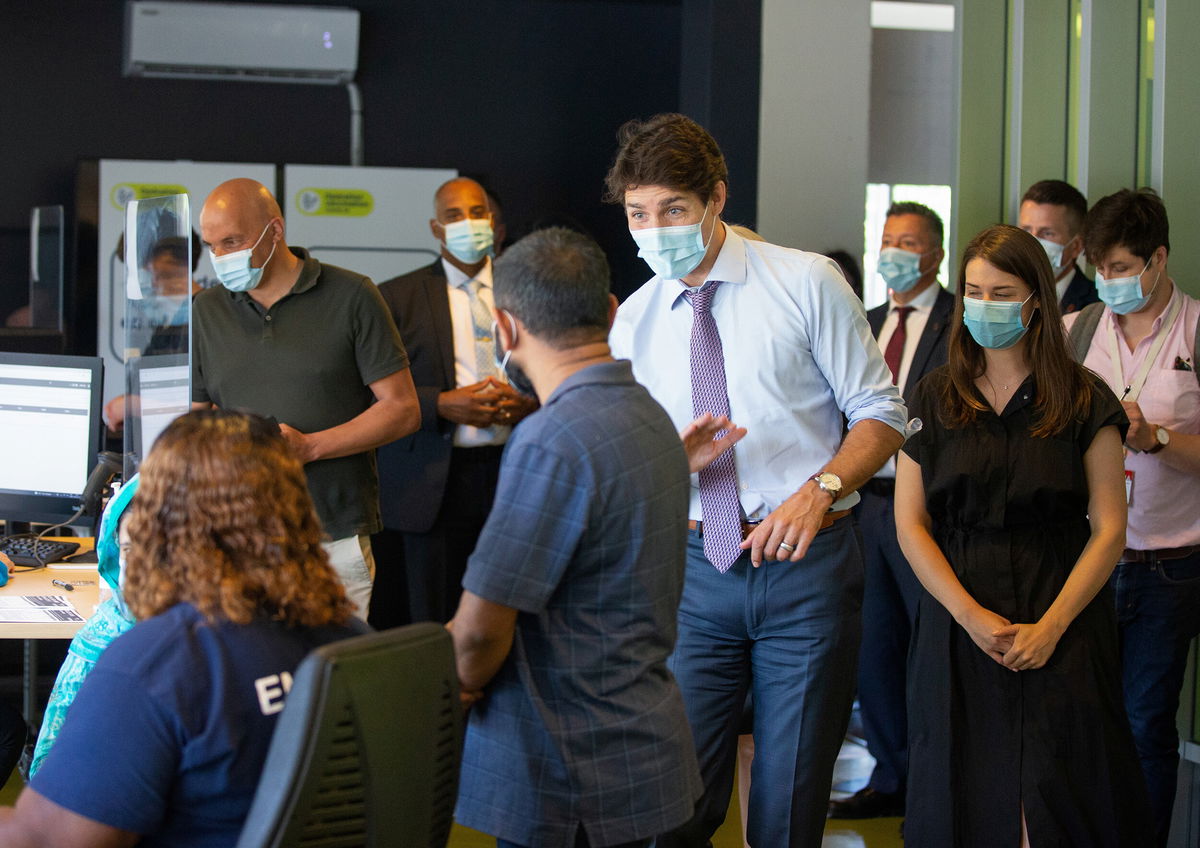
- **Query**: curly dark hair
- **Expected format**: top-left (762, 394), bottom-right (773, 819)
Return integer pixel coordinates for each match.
top-left (123, 409), bottom-right (353, 627)
top-left (603, 113), bottom-right (728, 205)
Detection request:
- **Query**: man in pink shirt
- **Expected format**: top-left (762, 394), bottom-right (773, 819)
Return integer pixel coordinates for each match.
top-left (1066, 188), bottom-right (1200, 846)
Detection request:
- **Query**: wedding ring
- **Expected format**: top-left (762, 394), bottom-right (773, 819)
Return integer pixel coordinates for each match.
top-left (779, 542), bottom-right (796, 553)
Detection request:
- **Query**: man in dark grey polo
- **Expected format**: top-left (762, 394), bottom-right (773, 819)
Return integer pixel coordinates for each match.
top-left (193, 178), bottom-right (419, 617)
top-left (448, 228), bottom-right (742, 848)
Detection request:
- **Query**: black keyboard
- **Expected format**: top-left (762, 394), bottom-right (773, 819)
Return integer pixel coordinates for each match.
top-left (0, 535), bottom-right (80, 567)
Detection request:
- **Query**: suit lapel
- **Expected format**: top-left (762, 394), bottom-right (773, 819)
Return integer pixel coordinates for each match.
top-left (867, 303), bottom-right (887, 338)
top-left (425, 263), bottom-right (457, 391)
top-left (903, 288), bottom-right (954, 396)
top-left (1060, 268), bottom-right (1090, 314)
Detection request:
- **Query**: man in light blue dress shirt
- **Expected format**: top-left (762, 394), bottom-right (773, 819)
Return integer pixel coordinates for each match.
top-left (605, 113), bottom-right (907, 847)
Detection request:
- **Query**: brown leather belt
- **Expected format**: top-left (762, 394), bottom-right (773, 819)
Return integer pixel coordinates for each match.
top-left (687, 509), bottom-right (850, 538)
top-left (1120, 545), bottom-right (1198, 563)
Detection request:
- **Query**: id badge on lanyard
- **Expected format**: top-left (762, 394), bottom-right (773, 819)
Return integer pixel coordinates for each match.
top-left (1106, 296), bottom-right (1182, 403)
top-left (1108, 296), bottom-right (1180, 507)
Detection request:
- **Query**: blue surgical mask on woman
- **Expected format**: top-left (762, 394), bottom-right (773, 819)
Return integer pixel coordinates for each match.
top-left (877, 247), bottom-right (927, 292)
top-left (443, 218), bottom-right (495, 264)
top-left (629, 203), bottom-right (714, 280)
top-left (210, 222), bottom-right (276, 292)
top-left (1096, 260), bottom-right (1158, 315)
top-left (962, 292), bottom-right (1036, 350)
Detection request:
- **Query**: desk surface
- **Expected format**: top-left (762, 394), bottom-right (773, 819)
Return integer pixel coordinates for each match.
top-left (0, 539), bottom-right (100, 639)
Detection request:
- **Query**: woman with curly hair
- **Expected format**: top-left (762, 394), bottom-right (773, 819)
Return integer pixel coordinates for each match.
top-left (0, 409), bottom-right (364, 848)
top-left (896, 225), bottom-right (1151, 846)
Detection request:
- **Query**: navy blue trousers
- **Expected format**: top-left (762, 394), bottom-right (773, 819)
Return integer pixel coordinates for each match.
top-left (656, 518), bottom-right (863, 847)
top-left (853, 487), bottom-right (922, 794)
top-left (498, 837), bottom-right (645, 848)
top-left (1112, 549), bottom-right (1200, 846)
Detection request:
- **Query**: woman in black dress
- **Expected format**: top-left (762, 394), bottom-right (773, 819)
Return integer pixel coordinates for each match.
top-left (895, 225), bottom-right (1151, 846)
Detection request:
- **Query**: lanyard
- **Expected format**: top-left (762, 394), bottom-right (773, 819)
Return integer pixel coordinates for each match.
top-left (1106, 295), bottom-right (1181, 402)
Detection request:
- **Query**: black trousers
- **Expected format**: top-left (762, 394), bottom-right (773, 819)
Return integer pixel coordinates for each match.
top-left (854, 484), bottom-right (922, 795)
top-left (0, 699), bottom-right (26, 784)
top-left (369, 445), bottom-right (503, 628)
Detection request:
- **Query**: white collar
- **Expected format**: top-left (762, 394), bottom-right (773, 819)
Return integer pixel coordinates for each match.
top-left (442, 256), bottom-right (493, 290)
top-left (1055, 272), bottom-right (1072, 303)
top-left (670, 223), bottom-right (748, 308)
top-left (890, 280), bottom-right (941, 313)
top-left (701, 223), bottom-right (748, 287)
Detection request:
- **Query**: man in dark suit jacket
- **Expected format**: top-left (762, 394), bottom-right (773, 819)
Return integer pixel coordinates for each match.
top-left (1018, 179), bottom-right (1099, 315)
top-left (371, 178), bottom-right (535, 627)
top-left (830, 201), bottom-right (953, 820)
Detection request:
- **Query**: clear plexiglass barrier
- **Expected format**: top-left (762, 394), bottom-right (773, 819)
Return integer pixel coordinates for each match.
top-left (28, 205), bottom-right (64, 331)
top-left (121, 194), bottom-right (192, 481)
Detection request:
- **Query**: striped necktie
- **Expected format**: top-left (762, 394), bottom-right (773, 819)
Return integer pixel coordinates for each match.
top-left (465, 278), bottom-right (501, 382)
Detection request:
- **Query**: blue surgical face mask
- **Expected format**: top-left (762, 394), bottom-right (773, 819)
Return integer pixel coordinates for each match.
top-left (210, 222), bottom-right (276, 292)
top-left (1096, 260), bottom-right (1159, 315)
top-left (491, 313), bottom-right (536, 398)
top-left (443, 217), bottom-right (495, 264)
top-left (962, 292), bottom-right (1036, 350)
top-left (877, 247), bottom-right (928, 293)
top-left (629, 203), bottom-right (714, 280)
top-left (135, 293), bottom-right (188, 328)
top-left (1034, 235), bottom-right (1072, 275)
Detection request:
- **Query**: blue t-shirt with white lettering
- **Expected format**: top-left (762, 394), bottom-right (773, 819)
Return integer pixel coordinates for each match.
top-left (31, 602), bottom-right (363, 847)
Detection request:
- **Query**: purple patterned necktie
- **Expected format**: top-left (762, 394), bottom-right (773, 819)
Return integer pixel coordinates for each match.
top-left (684, 281), bottom-right (742, 572)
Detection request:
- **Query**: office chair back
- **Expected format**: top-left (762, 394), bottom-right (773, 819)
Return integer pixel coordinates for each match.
top-left (236, 622), bottom-right (462, 848)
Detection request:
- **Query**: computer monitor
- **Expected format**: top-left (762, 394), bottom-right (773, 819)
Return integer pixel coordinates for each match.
top-left (127, 353), bottom-right (189, 473)
top-left (0, 352), bottom-right (103, 526)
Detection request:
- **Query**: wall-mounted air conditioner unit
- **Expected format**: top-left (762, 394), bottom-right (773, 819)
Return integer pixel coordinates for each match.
top-left (123, 1), bottom-right (359, 85)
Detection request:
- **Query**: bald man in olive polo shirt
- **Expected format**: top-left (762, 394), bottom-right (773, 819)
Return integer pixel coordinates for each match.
top-left (193, 179), bottom-right (419, 617)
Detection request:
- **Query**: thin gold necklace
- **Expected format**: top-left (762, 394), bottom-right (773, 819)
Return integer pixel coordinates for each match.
top-left (985, 372), bottom-right (1025, 393)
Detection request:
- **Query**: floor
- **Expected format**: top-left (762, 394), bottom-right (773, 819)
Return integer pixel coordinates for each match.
top-left (0, 738), bottom-right (903, 847)
top-left (0, 767), bottom-right (18, 805)
top-left (448, 738), bottom-right (904, 847)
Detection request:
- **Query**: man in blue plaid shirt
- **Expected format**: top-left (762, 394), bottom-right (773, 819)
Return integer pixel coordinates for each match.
top-left (448, 227), bottom-right (741, 848)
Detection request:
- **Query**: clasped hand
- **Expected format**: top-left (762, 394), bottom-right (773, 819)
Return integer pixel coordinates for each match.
top-left (961, 607), bottom-right (1062, 670)
top-left (439, 377), bottom-right (536, 428)
top-left (993, 619), bottom-right (1063, 671)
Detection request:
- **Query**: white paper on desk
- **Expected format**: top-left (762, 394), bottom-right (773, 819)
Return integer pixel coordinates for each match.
top-left (0, 596), bottom-right (84, 622)
top-left (47, 561), bottom-right (99, 572)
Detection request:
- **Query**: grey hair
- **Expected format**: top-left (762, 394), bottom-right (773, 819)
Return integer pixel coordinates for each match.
top-left (493, 227), bottom-right (612, 348)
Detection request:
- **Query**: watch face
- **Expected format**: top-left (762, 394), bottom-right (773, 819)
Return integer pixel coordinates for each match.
top-left (816, 472), bottom-right (842, 494)
top-left (1156, 427), bottom-right (1169, 446)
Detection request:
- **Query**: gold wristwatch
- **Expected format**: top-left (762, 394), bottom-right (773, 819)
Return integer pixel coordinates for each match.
top-left (808, 471), bottom-right (843, 501)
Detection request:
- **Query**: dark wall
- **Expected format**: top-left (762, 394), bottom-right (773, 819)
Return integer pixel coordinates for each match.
top-left (1, 0), bottom-right (704, 338)
top-left (678, 0), bottom-right (761, 231)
